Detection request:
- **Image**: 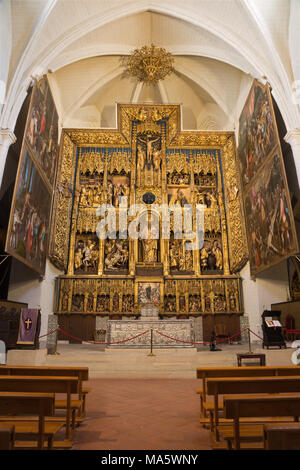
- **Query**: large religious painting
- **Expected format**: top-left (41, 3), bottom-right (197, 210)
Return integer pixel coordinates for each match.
top-left (6, 75), bottom-right (58, 275)
top-left (138, 283), bottom-right (161, 304)
top-left (5, 146), bottom-right (51, 274)
top-left (238, 80), bottom-right (277, 188)
top-left (238, 80), bottom-right (298, 276)
top-left (25, 75), bottom-right (59, 188)
top-left (244, 149), bottom-right (298, 275)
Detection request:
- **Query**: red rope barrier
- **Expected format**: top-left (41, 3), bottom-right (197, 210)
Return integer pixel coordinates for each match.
top-left (38, 329), bottom-right (58, 339)
top-left (155, 328), bottom-right (249, 345)
top-left (248, 328), bottom-right (264, 341)
top-left (58, 327), bottom-right (150, 345)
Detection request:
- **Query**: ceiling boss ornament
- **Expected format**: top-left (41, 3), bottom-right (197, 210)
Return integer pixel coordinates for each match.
top-left (123, 44), bottom-right (175, 84)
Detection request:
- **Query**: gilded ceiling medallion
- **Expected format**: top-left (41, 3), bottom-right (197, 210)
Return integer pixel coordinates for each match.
top-left (122, 44), bottom-right (175, 84)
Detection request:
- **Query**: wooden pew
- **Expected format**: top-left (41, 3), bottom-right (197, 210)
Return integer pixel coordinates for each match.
top-left (207, 376), bottom-right (300, 441)
top-left (0, 366), bottom-right (89, 417)
top-left (263, 423), bottom-right (300, 450)
top-left (196, 366), bottom-right (300, 418)
top-left (222, 394), bottom-right (300, 450)
top-left (0, 424), bottom-right (15, 450)
top-left (0, 375), bottom-right (79, 445)
top-left (0, 392), bottom-right (63, 449)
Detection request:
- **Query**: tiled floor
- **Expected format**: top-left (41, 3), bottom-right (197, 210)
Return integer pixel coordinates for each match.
top-left (72, 379), bottom-right (212, 450)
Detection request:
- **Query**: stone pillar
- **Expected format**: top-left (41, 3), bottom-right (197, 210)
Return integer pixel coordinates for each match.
top-left (46, 314), bottom-right (58, 354)
top-left (193, 316), bottom-right (203, 347)
top-left (0, 129), bottom-right (16, 189)
top-left (95, 315), bottom-right (109, 347)
top-left (284, 129), bottom-right (300, 188)
top-left (240, 315), bottom-right (249, 345)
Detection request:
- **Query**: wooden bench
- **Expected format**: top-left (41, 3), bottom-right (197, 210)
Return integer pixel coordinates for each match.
top-left (0, 365), bottom-right (89, 417)
top-left (263, 423), bottom-right (300, 450)
top-left (196, 366), bottom-right (300, 418)
top-left (0, 424), bottom-right (14, 450)
top-left (0, 375), bottom-right (80, 445)
top-left (0, 392), bottom-right (63, 449)
top-left (207, 376), bottom-right (300, 440)
top-left (221, 394), bottom-right (300, 450)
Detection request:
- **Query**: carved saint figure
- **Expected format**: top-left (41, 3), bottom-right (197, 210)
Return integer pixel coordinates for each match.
top-left (142, 238), bottom-right (158, 262)
top-left (200, 246), bottom-right (209, 270)
top-left (211, 240), bottom-right (223, 270)
top-left (169, 189), bottom-right (189, 207)
top-left (105, 239), bottom-right (129, 270)
top-left (153, 149), bottom-right (162, 171)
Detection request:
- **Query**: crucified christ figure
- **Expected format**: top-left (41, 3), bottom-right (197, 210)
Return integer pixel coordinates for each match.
top-left (138, 136), bottom-right (160, 165)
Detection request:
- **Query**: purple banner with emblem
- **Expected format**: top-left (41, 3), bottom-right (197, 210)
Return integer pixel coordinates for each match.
top-left (17, 308), bottom-right (39, 345)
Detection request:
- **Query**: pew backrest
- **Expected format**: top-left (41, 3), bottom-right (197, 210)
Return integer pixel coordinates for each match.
top-left (0, 391), bottom-right (55, 416)
top-left (0, 375), bottom-right (79, 394)
top-left (196, 366), bottom-right (300, 380)
top-left (0, 365), bottom-right (89, 381)
top-left (207, 376), bottom-right (300, 395)
top-left (224, 394), bottom-right (300, 419)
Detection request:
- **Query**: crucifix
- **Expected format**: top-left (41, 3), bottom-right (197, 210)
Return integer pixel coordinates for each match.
top-left (137, 135), bottom-right (160, 165)
top-left (25, 318), bottom-right (32, 330)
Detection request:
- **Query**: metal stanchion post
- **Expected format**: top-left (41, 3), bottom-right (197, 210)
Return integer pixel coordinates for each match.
top-left (148, 328), bottom-right (155, 356)
top-left (247, 328), bottom-right (252, 354)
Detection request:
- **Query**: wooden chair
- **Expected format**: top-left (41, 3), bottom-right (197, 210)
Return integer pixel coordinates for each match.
top-left (0, 392), bottom-right (63, 449)
top-left (214, 324), bottom-right (230, 344)
top-left (222, 394), bottom-right (300, 450)
top-left (263, 423), bottom-right (300, 450)
top-left (284, 315), bottom-right (295, 341)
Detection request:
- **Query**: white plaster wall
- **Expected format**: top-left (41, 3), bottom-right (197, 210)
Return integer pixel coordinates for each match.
top-left (7, 258), bottom-right (62, 336)
top-left (0, 0), bottom-right (12, 113)
top-left (240, 261), bottom-right (289, 342)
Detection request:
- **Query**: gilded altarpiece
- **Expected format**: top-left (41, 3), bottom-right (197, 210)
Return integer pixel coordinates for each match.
top-left (50, 104), bottom-right (248, 321)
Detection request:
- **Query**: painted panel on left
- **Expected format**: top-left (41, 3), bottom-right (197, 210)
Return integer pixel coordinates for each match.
top-left (25, 75), bottom-right (59, 189)
top-left (5, 145), bottom-right (51, 274)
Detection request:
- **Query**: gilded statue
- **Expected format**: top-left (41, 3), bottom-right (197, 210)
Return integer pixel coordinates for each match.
top-left (153, 149), bottom-right (162, 171)
top-left (200, 246), bottom-right (209, 270)
top-left (142, 238), bottom-right (158, 263)
top-left (105, 239), bottom-right (129, 270)
top-left (211, 240), bottom-right (223, 270)
top-left (170, 239), bottom-right (182, 270)
top-left (185, 249), bottom-right (193, 271)
top-left (169, 189), bottom-right (189, 207)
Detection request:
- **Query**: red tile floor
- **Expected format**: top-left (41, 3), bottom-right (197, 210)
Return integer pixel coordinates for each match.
top-left (72, 379), bottom-right (213, 450)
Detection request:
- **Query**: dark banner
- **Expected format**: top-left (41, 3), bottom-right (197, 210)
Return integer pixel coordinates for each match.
top-left (238, 80), bottom-right (298, 276)
top-left (17, 308), bottom-right (40, 345)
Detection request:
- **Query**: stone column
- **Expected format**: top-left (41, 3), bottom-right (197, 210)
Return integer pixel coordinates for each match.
top-left (193, 316), bottom-right (203, 347)
top-left (0, 129), bottom-right (16, 188)
top-left (46, 314), bottom-right (58, 354)
top-left (284, 129), bottom-right (300, 188)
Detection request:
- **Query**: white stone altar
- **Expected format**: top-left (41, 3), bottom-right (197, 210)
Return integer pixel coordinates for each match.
top-left (106, 304), bottom-right (194, 348)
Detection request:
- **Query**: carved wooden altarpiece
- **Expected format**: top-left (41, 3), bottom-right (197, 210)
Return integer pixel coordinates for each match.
top-left (50, 104), bottom-right (248, 321)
